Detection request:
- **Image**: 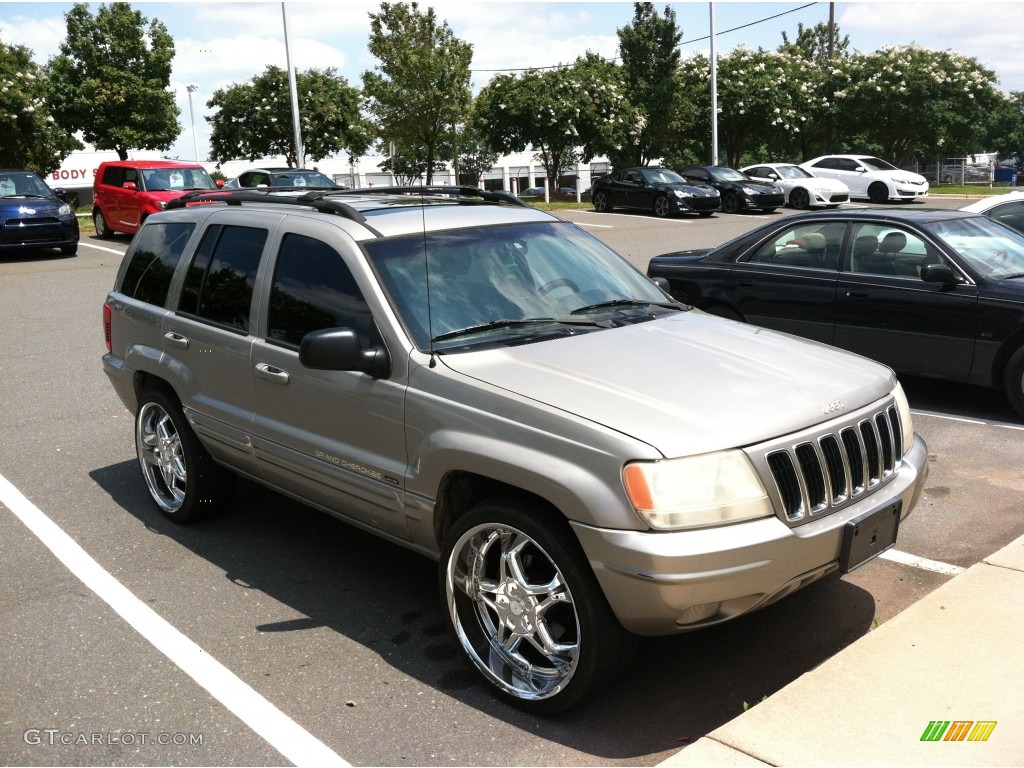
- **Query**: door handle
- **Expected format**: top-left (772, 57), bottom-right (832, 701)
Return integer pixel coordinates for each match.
top-left (255, 363), bottom-right (290, 384)
top-left (845, 290), bottom-right (870, 298)
top-left (164, 332), bottom-right (189, 349)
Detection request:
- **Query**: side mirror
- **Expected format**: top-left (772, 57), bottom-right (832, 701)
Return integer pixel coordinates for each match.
top-left (216, 179), bottom-right (225, 188)
top-left (920, 263), bottom-right (959, 285)
top-left (299, 327), bottom-right (391, 378)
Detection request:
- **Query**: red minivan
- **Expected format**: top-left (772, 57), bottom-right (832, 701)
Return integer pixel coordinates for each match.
top-left (92, 160), bottom-right (219, 237)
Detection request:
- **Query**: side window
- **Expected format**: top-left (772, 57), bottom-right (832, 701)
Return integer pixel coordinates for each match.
top-left (102, 166), bottom-right (124, 187)
top-left (124, 168), bottom-right (138, 186)
top-left (748, 225), bottom-right (838, 269)
top-left (179, 224), bottom-right (266, 332)
top-left (267, 233), bottom-right (374, 348)
top-left (119, 222), bottom-right (196, 306)
top-left (990, 202), bottom-right (1024, 234)
top-left (847, 224), bottom-right (941, 278)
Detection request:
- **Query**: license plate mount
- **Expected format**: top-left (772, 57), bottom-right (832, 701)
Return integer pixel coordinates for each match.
top-left (840, 501), bottom-right (901, 574)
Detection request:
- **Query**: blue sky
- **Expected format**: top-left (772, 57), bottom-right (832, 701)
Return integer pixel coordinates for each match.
top-left (2, 1), bottom-right (1023, 161)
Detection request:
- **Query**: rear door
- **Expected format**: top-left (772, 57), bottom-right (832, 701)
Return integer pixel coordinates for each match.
top-left (249, 220), bottom-right (410, 539)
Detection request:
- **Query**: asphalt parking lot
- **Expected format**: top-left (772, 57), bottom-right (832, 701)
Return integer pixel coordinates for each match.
top-left (2, 197), bottom-right (1022, 766)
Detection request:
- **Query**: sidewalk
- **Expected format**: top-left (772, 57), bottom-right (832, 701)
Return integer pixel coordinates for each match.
top-left (658, 534), bottom-right (1024, 767)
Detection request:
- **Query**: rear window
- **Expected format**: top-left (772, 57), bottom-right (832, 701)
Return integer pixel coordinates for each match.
top-left (118, 222), bottom-right (196, 306)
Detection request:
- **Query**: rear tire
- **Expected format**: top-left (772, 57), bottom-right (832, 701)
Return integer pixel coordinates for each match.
top-left (1004, 347), bottom-right (1024, 419)
top-left (94, 210), bottom-right (113, 239)
top-left (135, 388), bottom-right (236, 522)
top-left (440, 497), bottom-right (636, 714)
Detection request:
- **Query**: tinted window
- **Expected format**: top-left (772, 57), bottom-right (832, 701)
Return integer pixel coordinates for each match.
top-left (267, 234), bottom-right (374, 348)
top-left (101, 166), bottom-right (125, 187)
top-left (119, 222), bottom-right (196, 306)
top-left (179, 225), bottom-right (266, 332)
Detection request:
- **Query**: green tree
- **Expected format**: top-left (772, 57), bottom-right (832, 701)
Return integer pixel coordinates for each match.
top-left (612, 2), bottom-right (687, 168)
top-left (986, 91), bottom-right (1024, 168)
top-left (779, 21), bottom-right (849, 63)
top-left (475, 53), bottom-right (637, 186)
top-left (830, 45), bottom-right (1000, 164)
top-left (362, 2), bottom-right (473, 184)
top-left (0, 40), bottom-right (81, 173)
top-left (47, 3), bottom-right (177, 160)
top-left (207, 66), bottom-right (370, 166)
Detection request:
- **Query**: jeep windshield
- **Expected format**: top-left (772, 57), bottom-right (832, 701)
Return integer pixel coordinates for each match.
top-left (364, 221), bottom-right (679, 351)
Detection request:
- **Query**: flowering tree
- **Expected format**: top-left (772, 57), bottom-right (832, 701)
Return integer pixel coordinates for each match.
top-left (0, 40), bottom-right (80, 173)
top-left (207, 66), bottom-right (370, 166)
top-left (475, 53), bottom-right (639, 185)
top-left (829, 45), bottom-right (1000, 163)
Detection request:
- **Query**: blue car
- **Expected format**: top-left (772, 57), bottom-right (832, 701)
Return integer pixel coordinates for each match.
top-left (0, 170), bottom-right (79, 256)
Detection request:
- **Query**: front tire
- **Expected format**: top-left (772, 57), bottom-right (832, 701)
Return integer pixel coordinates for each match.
top-left (721, 191), bottom-right (740, 214)
top-left (592, 190), bottom-right (612, 213)
top-left (440, 497), bottom-right (635, 714)
top-left (652, 195), bottom-right (671, 218)
top-left (135, 388), bottom-right (236, 522)
top-left (1004, 347), bottom-right (1024, 418)
top-left (789, 188), bottom-right (810, 209)
top-left (868, 182), bottom-right (889, 204)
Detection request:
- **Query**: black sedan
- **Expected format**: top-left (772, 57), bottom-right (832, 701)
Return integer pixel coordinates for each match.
top-left (647, 208), bottom-right (1024, 416)
top-left (590, 167), bottom-right (720, 218)
top-left (677, 165), bottom-right (785, 214)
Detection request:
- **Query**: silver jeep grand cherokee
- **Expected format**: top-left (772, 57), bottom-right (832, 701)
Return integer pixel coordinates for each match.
top-left (102, 186), bottom-right (928, 713)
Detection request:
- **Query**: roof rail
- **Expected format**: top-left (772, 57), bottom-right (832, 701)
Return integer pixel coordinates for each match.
top-left (164, 189), bottom-right (367, 224)
top-left (335, 185), bottom-right (531, 209)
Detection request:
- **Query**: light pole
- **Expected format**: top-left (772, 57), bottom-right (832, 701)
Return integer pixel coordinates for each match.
top-left (186, 84), bottom-right (200, 162)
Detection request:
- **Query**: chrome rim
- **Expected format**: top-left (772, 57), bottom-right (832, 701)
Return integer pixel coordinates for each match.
top-left (654, 197), bottom-right (669, 217)
top-left (136, 401), bottom-right (187, 512)
top-left (446, 523), bottom-right (580, 701)
top-left (594, 192), bottom-right (607, 212)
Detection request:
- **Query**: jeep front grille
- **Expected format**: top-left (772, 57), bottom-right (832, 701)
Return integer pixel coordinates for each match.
top-left (749, 401), bottom-right (903, 525)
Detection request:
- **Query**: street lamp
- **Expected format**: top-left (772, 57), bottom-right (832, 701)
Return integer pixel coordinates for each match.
top-left (186, 84), bottom-right (200, 162)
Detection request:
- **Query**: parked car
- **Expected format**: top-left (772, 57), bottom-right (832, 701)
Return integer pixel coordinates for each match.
top-left (93, 160), bottom-right (219, 238)
top-left (647, 207), bottom-right (1024, 416)
top-left (800, 155), bottom-right (929, 204)
top-left (741, 162), bottom-right (850, 209)
top-left (676, 165), bottom-right (784, 214)
top-left (959, 191), bottom-right (1024, 235)
top-left (590, 167), bottom-right (720, 218)
top-left (940, 164), bottom-right (989, 184)
top-left (102, 185), bottom-right (927, 713)
top-left (0, 169), bottom-right (79, 256)
top-left (223, 167), bottom-right (342, 189)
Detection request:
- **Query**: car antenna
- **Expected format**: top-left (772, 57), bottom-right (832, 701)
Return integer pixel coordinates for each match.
top-left (421, 190), bottom-right (437, 368)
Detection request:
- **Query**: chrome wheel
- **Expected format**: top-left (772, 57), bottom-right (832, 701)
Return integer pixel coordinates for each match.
top-left (136, 399), bottom-right (187, 513)
top-left (593, 191), bottom-right (611, 212)
top-left (446, 522), bottom-right (581, 702)
top-left (94, 210), bottom-right (112, 239)
top-left (653, 195), bottom-right (670, 217)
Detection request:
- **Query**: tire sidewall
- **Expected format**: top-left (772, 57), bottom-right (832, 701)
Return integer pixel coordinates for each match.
top-left (439, 497), bottom-right (631, 713)
top-left (1004, 347), bottom-right (1024, 418)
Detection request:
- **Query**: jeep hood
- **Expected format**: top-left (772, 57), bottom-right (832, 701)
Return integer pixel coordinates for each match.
top-left (440, 311), bottom-right (895, 457)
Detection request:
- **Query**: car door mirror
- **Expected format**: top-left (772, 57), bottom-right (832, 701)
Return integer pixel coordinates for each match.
top-left (300, 328), bottom-right (391, 378)
top-left (123, 181), bottom-right (138, 191)
top-left (920, 263), bottom-right (959, 285)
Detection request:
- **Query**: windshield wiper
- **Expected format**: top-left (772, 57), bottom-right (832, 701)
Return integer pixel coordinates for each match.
top-left (431, 317), bottom-right (602, 343)
top-left (998, 272), bottom-right (1024, 280)
top-left (570, 299), bottom-right (682, 315)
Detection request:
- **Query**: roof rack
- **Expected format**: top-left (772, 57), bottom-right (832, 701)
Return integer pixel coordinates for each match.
top-left (335, 185), bottom-right (531, 209)
top-left (164, 188), bottom-right (367, 224)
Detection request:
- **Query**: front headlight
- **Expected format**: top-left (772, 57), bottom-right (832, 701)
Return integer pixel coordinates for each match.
top-left (622, 450), bottom-right (773, 530)
top-left (58, 203), bottom-right (72, 216)
top-left (893, 382), bottom-right (914, 456)
top-left (673, 189), bottom-right (688, 198)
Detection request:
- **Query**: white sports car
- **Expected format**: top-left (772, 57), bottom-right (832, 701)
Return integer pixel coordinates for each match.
top-left (959, 191), bottom-right (1024, 235)
top-left (741, 163), bottom-right (850, 209)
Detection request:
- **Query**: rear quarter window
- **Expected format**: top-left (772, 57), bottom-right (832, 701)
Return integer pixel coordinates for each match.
top-left (118, 222), bottom-right (196, 306)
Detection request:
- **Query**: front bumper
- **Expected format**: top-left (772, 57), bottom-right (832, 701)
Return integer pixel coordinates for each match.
top-left (572, 433), bottom-right (929, 636)
top-left (746, 192), bottom-right (785, 210)
top-left (0, 215), bottom-right (79, 251)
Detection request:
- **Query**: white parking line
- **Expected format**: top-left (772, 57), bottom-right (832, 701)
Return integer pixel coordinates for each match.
top-left (910, 408), bottom-right (1024, 431)
top-left (0, 471), bottom-right (348, 768)
top-left (573, 210), bottom-right (694, 224)
top-left (79, 241), bottom-right (125, 256)
top-left (879, 548), bottom-right (966, 575)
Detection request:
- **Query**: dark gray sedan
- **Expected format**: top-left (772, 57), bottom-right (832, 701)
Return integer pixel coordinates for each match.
top-left (647, 208), bottom-right (1024, 417)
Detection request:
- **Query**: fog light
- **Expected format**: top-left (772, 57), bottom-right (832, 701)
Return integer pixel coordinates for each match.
top-left (676, 602), bottom-right (721, 626)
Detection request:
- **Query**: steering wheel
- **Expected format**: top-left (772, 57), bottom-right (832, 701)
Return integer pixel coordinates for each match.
top-left (538, 277), bottom-right (580, 296)
top-left (985, 249), bottom-right (1009, 267)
